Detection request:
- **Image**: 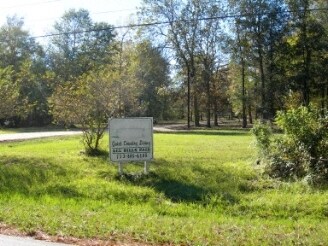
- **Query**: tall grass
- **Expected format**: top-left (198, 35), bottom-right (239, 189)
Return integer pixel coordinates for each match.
top-left (0, 131), bottom-right (327, 245)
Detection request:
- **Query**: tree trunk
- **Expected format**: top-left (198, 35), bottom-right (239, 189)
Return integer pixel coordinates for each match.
top-left (301, 1), bottom-right (311, 107)
top-left (326, 85), bottom-right (328, 114)
top-left (237, 24), bottom-right (247, 128)
top-left (267, 21), bottom-right (276, 120)
top-left (241, 61), bottom-right (247, 128)
top-left (194, 94), bottom-right (200, 127)
top-left (205, 70), bottom-right (211, 128)
top-left (214, 100), bottom-right (219, 126)
top-left (303, 47), bottom-right (311, 106)
top-left (321, 84), bottom-right (327, 117)
top-left (187, 67), bottom-right (191, 128)
top-left (206, 93), bottom-right (211, 127)
top-left (248, 103), bottom-right (253, 124)
top-left (258, 43), bottom-right (266, 120)
top-left (254, 80), bottom-right (258, 120)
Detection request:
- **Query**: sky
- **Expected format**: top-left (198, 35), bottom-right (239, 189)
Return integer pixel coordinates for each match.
top-left (0, 0), bottom-right (142, 38)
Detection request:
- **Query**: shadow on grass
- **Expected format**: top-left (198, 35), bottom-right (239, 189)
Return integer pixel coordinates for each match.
top-left (118, 172), bottom-right (207, 202)
top-left (0, 155), bottom-right (82, 198)
top-left (83, 149), bottom-right (109, 158)
top-left (114, 158), bottom-right (241, 204)
top-left (45, 184), bottom-right (84, 198)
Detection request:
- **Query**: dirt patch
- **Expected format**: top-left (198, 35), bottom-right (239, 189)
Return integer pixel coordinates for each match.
top-left (0, 223), bottom-right (174, 246)
top-left (0, 223), bottom-right (22, 236)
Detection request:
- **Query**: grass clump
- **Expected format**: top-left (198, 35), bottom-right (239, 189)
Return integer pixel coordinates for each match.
top-left (0, 131), bottom-right (327, 245)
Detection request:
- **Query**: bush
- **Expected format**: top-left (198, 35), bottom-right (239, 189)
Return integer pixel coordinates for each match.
top-left (253, 106), bottom-right (328, 184)
top-left (50, 70), bottom-right (120, 155)
top-left (251, 121), bottom-right (272, 158)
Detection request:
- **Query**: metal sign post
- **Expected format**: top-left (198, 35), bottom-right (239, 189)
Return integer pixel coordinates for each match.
top-left (118, 162), bottom-right (123, 175)
top-left (144, 161), bottom-right (148, 174)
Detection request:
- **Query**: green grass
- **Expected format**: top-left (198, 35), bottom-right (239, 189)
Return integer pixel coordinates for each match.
top-left (0, 131), bottom-right (328, 245)
top-left (0, 128), bottom-right (18, 134)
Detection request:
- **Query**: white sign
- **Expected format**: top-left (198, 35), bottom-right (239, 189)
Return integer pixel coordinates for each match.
top-left (109, 118), bottom-right (153, 162)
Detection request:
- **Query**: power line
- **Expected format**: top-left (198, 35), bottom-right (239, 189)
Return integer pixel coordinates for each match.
top-left (27, 8), bottom-right (136, 23)
top-left (31, 7), bottom-right (328, 39)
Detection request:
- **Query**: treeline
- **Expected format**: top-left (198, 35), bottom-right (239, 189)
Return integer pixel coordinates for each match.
top-left (140, 0), bottom-right (328, 127)
top-left (0, 0), bottom-right (327, 128)
top-left (0, 9), bottom-right (179, 127)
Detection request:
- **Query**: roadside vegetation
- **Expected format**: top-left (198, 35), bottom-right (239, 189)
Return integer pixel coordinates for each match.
top-left (253, 106), bottom-right (328, 185)
top-left (0, 132), bottom-right (328, 245)
top-left (0, 0), bottom-right (327, 244)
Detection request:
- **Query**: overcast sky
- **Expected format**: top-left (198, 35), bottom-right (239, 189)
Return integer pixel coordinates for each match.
top-left (0, 0), bottom-right (141, 37)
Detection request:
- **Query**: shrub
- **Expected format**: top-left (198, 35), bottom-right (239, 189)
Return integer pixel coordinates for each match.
top-left (251, 121), bottom-right (272, 158)
top-left (50, 70), bottom-right (120, 155)
top-left (253, 106), bottom-right (328, 184)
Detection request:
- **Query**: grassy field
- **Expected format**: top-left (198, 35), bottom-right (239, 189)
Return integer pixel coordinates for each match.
top-left (0, 130), bottom-right (328, 245)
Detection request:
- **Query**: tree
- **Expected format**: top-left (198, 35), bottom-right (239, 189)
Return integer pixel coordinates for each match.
top-left (236, 20), bottom-right (248, 127)
top-left (0, 67), bottom-right (20, 121)
top-left (211, 65), bottom-right (230, 126)
top-left (50, 69), bottom-right (118, 155)
top-left (140, 0), bottom-right (201, 127)
top-left (133, 41), bottom-right (171, 120)
top-left (0, 16), bottom-right (38, 71)
top-left (195, 1), bottom-right (226, 127)
top-left (50, 49), bottom-right (142, 154)
top-left (0, 16), bottom-right (49, 126)
top-left (229, 0), bottom-right (290, 121)
top-left (48, 9), bottom-right (116, 83)
top-left (314, 0), bottom-right (328, 114)
top-left (285, 0), bottom-right (328, 110)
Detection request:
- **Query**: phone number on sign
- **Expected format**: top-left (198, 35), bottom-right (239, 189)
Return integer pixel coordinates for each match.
top-left (114, 153), bottom-right (149, 160)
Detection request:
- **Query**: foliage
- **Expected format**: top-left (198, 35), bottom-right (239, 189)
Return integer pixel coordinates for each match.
top-left (141, 0), bottom-right (233, 127)
top-left (108, 42), bottom-right (145, 117)
top-left (49, 69), bottom-right (120, 155)
top-left (228, 62), bottom-right (256, 124)
top-left (1, 1), bottom-right (328, 128)
top-left (140, 0), bottom-right (206, 127)
top-left (229, 0), bottom-right (290, 120)
top-left (0, 66), bottom-right (30, 123)
top-left (0, 67), bottom-right (19, 119)
top-left (251, 121), bottom-right (272, 158)
top-left (0, 16), bottom-right (38, 70)
top-left (286, 0), bottom-right (328, 107)
top-left (133, 41), bottom-right (171, 120)
top-left (15, 59), bottom-right (54, 126)
top-left (253, 106), bottom-right (328, 184)
top-left (47, 9), bottom-right (116, 82)
top-left (49, 44), bottom-right (144, 155)
top-left (0, 16), bottom-right (49, 126)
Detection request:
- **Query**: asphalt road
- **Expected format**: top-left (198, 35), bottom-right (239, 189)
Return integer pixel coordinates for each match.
top-left (0, 131), bottom-right (82, 142)
top-left (0, 235), bottom-right (73, 246)
top-left (0, 126), bottom-right (179, 143)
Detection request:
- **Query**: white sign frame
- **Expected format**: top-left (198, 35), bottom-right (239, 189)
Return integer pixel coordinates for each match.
top-left (109, 117), bottom-right (153, 165)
